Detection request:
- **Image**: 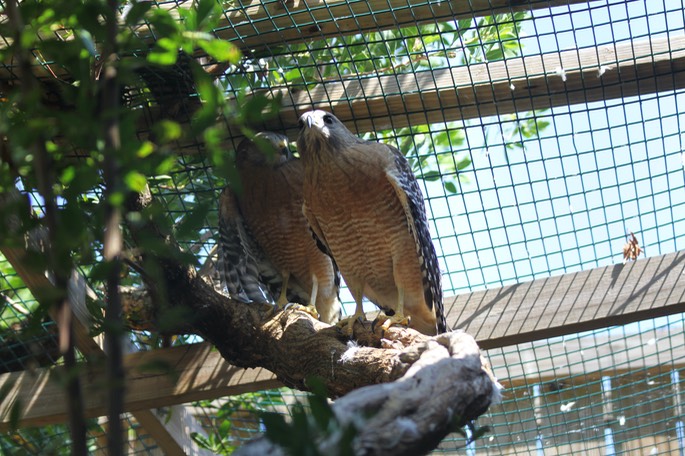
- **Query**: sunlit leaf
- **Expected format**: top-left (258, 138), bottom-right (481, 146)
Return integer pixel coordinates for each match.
top-left (124, 170), bottom-right (148, 192)
top-left (197, 39), bottom-right (241, 63)
top-left (152, 120), bottom-right (182, 143)
top-left (148, 37), bottom-right (179, 65)
top-left (137, 141), bottom-right (155, 158)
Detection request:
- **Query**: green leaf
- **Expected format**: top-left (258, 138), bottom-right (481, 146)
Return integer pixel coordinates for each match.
top-left (190, 432), bottom-right (213, 451)
top-left (456, 155), bottom-right (472, 171)
top-left (148, 37), bottom-right (179, 65)
top-left (9, 399), bottom-right (21, 431)
top-left (198, 39), bottom-right (241, 63)
top-left (196, 0), bottom-right (220, 30)
top-left (174, 202), bottom-right (211, 240)
top-left (60, 166), bottom-right (76, 185)
top-left (146, 8), bottom-right (180, 38)
top-left (124, 170), bottom-right (148, 192)
top-left (422, 170), bottom-right (441, 181)
top-left (124, 2), bottom-right (153, 26)
top-left (137, 141), bottom-right (155, 158)
top-left (239, 94), bottom-right (283, 125)
top-left (261, 412), bottom-right (291, 446)
top-left (152, 120), bottom-right (182, 143)
top-left (307, 378), bottom-right (333, 431)
top-left (444, 180), bottom-right (457, 194)
top-left (471, 424), bottom-right (491, 442)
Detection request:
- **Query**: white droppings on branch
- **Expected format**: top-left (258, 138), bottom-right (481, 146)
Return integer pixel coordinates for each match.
top-left (340, 340), bottom-right (360, 363)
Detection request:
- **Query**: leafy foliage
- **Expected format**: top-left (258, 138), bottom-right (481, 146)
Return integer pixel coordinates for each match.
top-left (191, 389), bottom-right (287, 454)
top-left (0, 0), bottom-right (252, 451)
top-left (0, 420), bottom-right (104, 455)
top-left (260, 379), bottom-right (357, 456)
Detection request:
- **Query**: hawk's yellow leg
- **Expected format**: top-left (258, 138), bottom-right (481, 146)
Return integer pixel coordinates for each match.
top-left (374, 288), bottom-right (411, 332)
top-left (336, 286), bottom-right (366, 336)
top-left (274, 272), bottom-right (320, 320)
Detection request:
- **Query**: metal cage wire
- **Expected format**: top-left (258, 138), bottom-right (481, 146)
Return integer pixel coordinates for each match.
top-left (1, 0), bottom-right (684, 454)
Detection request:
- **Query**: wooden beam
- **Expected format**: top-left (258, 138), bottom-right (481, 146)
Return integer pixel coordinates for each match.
top-left (448, 250), bottom-right (685, 349)
top-left (0, 0), bottom-right (589, 80)
top-left (213, 0), bottom-right (593, 55)
top-left (265, 34), bottom-right (685, 137)
top-left (0, 343), bottom-right (278, 432)
top-left (3, 320), bottom-right (683, 429)
top-left (3, 251), bottom-right (684, 430)
top-left (137, 33), bottom-right (685, 153)
top-left (489, 324), bottom-right (685, 387)
top-left (0, 246), bottom-right (213, 455)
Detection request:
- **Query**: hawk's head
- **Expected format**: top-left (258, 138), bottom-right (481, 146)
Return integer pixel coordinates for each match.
top-left (236, 131), bottom-right (291, 168)
top-left (297, 110), bottom-right (358, 157)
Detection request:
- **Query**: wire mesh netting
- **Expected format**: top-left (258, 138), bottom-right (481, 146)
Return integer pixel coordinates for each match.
top-left (188, 314), bottom-right (685, 454)
top-left (1, 0), bottom-right (685, 454)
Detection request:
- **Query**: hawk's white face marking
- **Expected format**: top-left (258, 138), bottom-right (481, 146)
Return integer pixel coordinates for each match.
top-left (299, 110), bottom-right (337, 139)
top-left (297, 110), bottom-right (360, 157)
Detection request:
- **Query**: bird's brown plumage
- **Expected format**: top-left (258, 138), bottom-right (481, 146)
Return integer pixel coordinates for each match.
top-left (218, 132), bottom-right (340, 324)
top-left (297, 111), bottom-right (446, 335)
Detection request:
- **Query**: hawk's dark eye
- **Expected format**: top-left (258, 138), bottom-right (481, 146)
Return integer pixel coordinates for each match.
top-left (323, 115), bottom-right (333, 125)
top-left (298, 119), bottom-right (305, 129)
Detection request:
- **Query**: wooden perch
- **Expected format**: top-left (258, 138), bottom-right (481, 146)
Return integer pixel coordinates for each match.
top-left (120, 186), bottom-right (498, 452)
top-left (234, 332), bottom-right (497, 456)
top-left (148, 258), bottom-right (495, 399)
top-left (121, 255), bottom-right (498, 453)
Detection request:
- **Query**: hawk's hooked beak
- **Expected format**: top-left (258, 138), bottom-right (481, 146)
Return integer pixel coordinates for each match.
top-left (300, 113), bottom-right (320, 130)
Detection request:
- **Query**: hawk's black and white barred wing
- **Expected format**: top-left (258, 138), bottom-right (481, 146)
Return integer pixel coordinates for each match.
top-left (217, 187), bottom-right (270, 303)
top-left (385, 145), bottom-right (447, 333)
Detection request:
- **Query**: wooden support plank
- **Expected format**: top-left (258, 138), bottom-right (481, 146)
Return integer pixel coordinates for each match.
top-left (488, 323), bottom-right (685, 387)
top-left (0, 246), bottom-right (214, 455)
top-left (214, 0), bottom-right (593, 55)
top-left (0, 0), bottom-right (590, 80)
top-left (448, 250), bottom-right (685, 349)
top-left (3, 321), bottom-right (683, 429)
top-left (0, 343), bottom-right (278, 432)
top-left (3, 251), bottom-right (684, 430)
top-left (138, 34), bottom-right (685, 153)
top-left (266, 34), bottom-right (685, 137)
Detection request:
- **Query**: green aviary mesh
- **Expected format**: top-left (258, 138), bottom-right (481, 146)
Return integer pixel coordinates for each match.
top-left (1, 0), bottom-right (683, 453)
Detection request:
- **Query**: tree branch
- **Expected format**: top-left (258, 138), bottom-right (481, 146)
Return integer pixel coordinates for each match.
top-left (101, 0), bottom-right (125, 449)
top-left (235, 332), bottom-right (496, 456)
top-left (125, 183), bottom-right (498, 451)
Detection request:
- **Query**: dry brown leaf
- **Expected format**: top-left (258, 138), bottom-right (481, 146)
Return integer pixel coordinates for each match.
top-left (622, 231), bottom-right (643, 263)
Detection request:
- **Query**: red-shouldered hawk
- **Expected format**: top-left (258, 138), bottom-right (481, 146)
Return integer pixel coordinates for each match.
top-left (297, 110), bottom-right (446, 336)
top-left (218, 132), bottom-right (341, 324)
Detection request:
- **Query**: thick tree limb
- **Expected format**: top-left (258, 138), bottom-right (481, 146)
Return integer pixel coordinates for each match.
top-left (235, 332), bottom-right (497, 456)
top-left (128, 256), bottom-right (498, 401)
top-left (131, 264), bottom-right (499, 453)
